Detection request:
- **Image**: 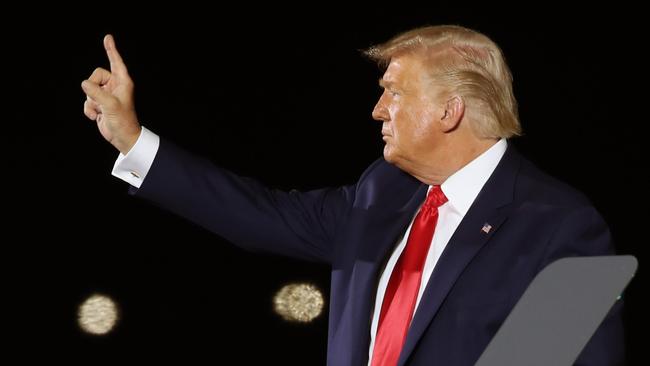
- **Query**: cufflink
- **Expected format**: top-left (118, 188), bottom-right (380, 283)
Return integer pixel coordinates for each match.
top-left (130, 171), bottom-right (141, 178)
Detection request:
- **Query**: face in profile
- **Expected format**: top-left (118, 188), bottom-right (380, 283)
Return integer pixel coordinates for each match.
top-left (372, 53), bottom-right (445, 172)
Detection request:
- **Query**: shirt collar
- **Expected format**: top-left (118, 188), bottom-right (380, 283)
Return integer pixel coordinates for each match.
top-left (436, 139), bottom-right (508, 216)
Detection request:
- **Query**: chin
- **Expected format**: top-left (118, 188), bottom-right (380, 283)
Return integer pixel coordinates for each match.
top-left (383, 145), bottom-right (398, 164)
top-left (383, 146), bottom-right (411, 174)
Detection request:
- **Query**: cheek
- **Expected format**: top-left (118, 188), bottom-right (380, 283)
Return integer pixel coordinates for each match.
top-left (405, 109), bottom-right (438, 145)
top-left (412, 118), bottom-right (434, 137)
top-left (413, 102), bottom-right (439, 128)
top-left (387, 103), bottom-right (398, 122)
top-left (388, 104), bottom-right (410, 135)
top-left (402, 110), bottom-right (430, 138)
top-left (388, 101), bottom-right (435, 142)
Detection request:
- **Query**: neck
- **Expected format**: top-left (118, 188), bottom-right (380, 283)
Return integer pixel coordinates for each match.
top-left (412, 137), bottom-right (499, 186)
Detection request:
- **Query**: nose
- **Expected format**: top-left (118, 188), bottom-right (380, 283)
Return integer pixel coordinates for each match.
top-left (372, 92), bottom-right (389, 122)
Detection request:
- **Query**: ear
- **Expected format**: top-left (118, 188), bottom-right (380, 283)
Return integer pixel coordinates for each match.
top-left (439, 96), bottom-right (465, 132)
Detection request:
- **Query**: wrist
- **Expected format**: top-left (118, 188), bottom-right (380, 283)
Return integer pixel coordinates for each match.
top-left (116, 125), bottom-right (142, 155)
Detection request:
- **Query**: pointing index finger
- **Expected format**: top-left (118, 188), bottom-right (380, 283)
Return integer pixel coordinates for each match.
top-left (103, 34), bottom-right (129, 78)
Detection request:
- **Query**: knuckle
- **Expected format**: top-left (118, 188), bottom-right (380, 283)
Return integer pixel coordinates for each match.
top-left (90, 67), bottom-right (108, 80)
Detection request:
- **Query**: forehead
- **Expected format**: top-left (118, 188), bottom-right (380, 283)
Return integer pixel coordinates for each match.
top-left (382, 54), bottom-right (427, 88)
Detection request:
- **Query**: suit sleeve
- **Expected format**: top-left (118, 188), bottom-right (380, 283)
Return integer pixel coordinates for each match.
top-left (538, 205), bottom-right (626, 366)
top-left (129, 138), bottom-right (356, 264)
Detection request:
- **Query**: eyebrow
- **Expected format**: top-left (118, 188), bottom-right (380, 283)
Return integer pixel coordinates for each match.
top-left (379, 78), bottom-right (408, 94)
top-left (378, 78), bottom-right (393, 89)
top-left (379, 78), bottom-right (404, 90)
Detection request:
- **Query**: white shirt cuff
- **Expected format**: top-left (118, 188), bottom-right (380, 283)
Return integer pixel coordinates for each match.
top-left (111, 126), bottom-right (160, 188)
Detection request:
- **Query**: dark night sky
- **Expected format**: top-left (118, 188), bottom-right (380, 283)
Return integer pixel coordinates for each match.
top-left (6, 4), bottom-right (646, 364)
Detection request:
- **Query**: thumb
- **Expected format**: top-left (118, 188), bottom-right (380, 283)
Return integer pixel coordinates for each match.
top-left (81, 80), bottom-right (115, 107)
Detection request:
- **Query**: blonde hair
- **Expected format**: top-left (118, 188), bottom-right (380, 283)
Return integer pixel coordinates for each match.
top-left (364, 25), bottom-right (521, 139)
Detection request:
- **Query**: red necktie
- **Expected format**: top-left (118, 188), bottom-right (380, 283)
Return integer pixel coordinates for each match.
top-left (370, 185), bottom-right (448, 366)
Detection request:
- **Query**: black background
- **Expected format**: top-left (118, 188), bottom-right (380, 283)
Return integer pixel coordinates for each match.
top-left (6, 4), bottom-right (646, 364)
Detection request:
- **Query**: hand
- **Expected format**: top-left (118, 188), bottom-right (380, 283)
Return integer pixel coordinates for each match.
top-left (82, 34), bottom-right (141, 154)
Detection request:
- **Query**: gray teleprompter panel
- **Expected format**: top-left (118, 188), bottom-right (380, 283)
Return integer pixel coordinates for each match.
top-left (475, 255), bottom-right (637, 366)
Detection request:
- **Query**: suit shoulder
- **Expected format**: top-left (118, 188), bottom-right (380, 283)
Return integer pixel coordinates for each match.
top-left (515, 155), bottom-right (594, 210)
top-left (353, 158), bottom-right (422, 209)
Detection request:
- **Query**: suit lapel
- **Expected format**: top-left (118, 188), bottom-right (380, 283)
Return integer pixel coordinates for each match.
top-left (334, 167), bottom-right (426, 365)
top-left (397, 146), bottom-right (521, 366)
top-left (355, 184), bottom-right (428, 263)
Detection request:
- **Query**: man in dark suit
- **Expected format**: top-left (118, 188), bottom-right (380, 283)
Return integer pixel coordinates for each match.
top-left (81, 25), bottom-right (624, 365)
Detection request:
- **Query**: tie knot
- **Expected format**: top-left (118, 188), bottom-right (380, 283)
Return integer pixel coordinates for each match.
top-left (424, 185), bottom-right (448, 208)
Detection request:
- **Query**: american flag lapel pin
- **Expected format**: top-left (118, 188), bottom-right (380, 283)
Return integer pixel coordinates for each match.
top-left (481, 223), bottom-right (492, 234)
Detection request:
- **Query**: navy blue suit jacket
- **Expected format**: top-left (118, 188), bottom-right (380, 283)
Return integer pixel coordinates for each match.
top-left (131, 139), bottom-right (624, 365)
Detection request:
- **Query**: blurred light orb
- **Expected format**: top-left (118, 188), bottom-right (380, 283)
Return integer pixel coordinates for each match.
top-left (78, 294), bottom-right (119, 335)
top-left (273, 283), bottom-right (324, 322)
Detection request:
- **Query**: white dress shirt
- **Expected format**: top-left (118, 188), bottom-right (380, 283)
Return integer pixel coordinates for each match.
top-left (111, 126), bottom-right (160, 188)
top-left (367, 139), bottom-right (507, 363)
top-left (112, 129), bottom-right (507, 363)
